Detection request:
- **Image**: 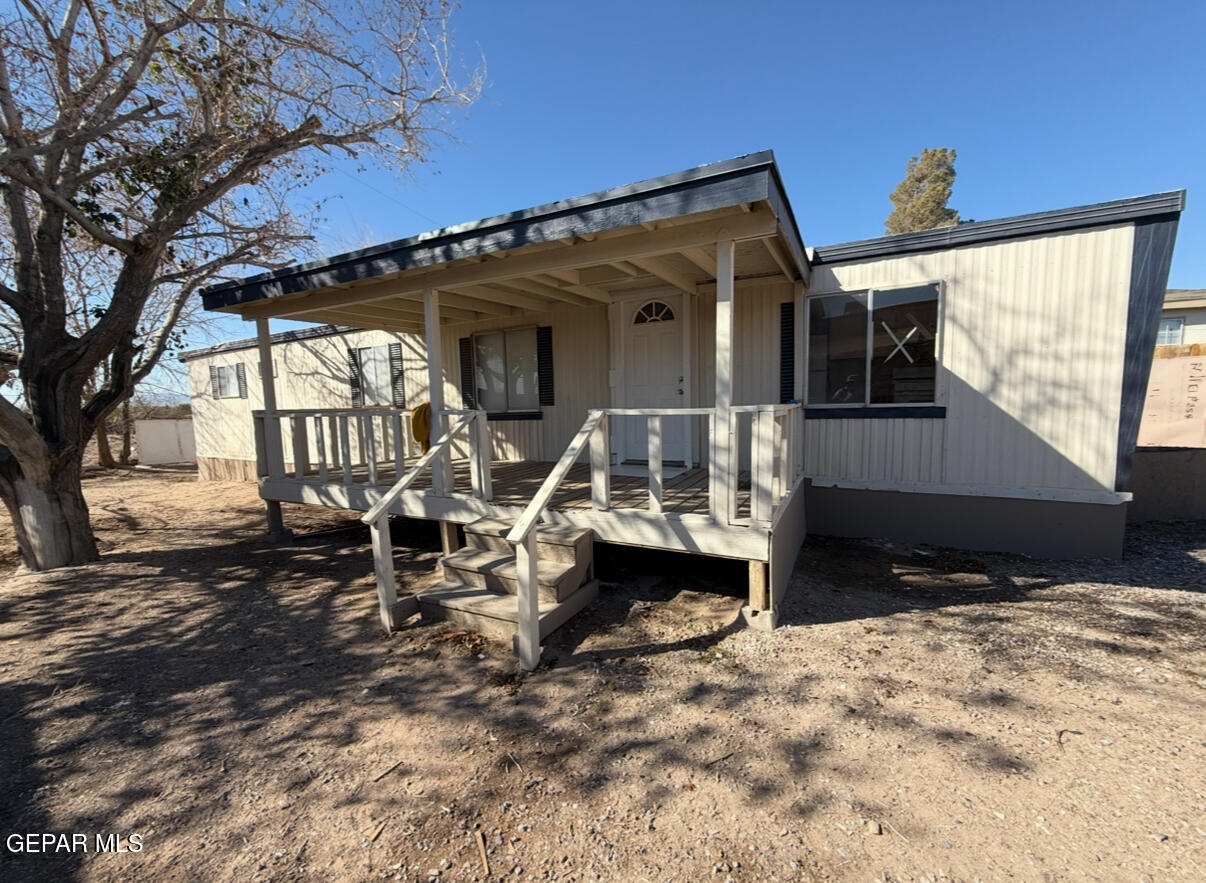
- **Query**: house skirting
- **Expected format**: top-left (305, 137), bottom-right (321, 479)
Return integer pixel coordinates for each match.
top-left (1127, 447), bottom-right (1206, 523)
top-left (198, 456), bottom-right (259, 482)
top-left (804, 482), bottom-right (1128, 559)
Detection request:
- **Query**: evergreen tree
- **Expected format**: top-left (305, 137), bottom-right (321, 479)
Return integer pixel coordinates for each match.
top-left (885, 148), bottom-right (961, 235)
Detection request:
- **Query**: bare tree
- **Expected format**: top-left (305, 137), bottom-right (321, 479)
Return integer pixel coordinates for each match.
top-left (0, 0), bottom-right (480, 570)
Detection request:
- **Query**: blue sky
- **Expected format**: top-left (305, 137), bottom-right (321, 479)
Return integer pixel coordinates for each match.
top-left (192, 0), bottom-right (1205, 377)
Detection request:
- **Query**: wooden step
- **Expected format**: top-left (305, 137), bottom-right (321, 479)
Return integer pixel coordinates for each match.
top-left (463, 517), bottom-right (593, 565)
top-left (417, 580), bottom-right (599, 643)
top-left (441, 548), bottom-right (583, 603)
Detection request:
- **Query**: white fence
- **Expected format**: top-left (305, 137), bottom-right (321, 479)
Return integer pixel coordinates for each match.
top-left (134, 418), bottom-right (197, 464)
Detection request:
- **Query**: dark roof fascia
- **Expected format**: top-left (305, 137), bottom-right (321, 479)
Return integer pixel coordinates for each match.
top-left (179, 324), bottom-right (355, 362)
top-left (202, 151), bottom-right (804, 310)
top-left (812, 191), bottom-right (1187, 266)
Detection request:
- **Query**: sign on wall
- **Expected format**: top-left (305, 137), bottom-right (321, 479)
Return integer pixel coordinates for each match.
top-left (1139, 347), bottom-right (1206, 447)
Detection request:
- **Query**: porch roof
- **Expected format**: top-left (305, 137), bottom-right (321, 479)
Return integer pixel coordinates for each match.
top-left (200, 151), bottom-right (810, 334)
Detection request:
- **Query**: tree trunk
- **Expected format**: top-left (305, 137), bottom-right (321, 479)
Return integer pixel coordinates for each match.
top-left (95, 416), bottom-right (116, 469)
top-left (0, 448), bottom-right (99, 571)
top-left (119, 400), bottom-right (132, 466)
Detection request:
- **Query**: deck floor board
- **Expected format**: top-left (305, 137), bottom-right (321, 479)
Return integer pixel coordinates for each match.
top-left (297, 458), bottom-right (752, 518)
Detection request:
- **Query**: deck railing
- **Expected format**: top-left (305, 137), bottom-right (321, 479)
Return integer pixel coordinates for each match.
top-left (254, 407), bottom-right (422, 486)
top-left (358, 409), bottom-right (492, 632)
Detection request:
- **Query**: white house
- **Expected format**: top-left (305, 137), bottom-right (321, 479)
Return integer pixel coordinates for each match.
top-left (187, 152), bottom-right (1183, 668)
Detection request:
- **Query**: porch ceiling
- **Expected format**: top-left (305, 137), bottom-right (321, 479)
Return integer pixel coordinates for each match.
top-left (200, 152), bottom-right (810, 335)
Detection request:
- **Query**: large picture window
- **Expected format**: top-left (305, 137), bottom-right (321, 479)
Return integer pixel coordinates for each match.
top-left (474, 327), bottom-right (539, 413)
top-left (807, 283), bottom-right (941, 406)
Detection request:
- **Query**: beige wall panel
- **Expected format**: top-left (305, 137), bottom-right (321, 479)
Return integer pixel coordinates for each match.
top-left (187, 328), bottom-right (427, 467)
top-left (806, 224), bottom-right (1135, 494)
top-left (439, 302), bottom-right (610, 461)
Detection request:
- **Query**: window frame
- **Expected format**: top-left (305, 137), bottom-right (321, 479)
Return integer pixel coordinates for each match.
top-left (213, 363), bottom-right (242, 399)
top-left (471, 325), bottom-right (542, 416)
top-left (355, 344), bottom-right (393, 408)
top-left (804, 281), bottom-right (946, 411)
top-left (1156, 316), bottom-right (1184, 347)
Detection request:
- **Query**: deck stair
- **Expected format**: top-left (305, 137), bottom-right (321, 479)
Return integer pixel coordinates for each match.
top-left (417, 517), bottom-right (598, 644)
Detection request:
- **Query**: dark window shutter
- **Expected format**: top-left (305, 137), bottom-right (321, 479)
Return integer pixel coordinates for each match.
top-left (347, 348), bottom-right (363, 408)
top-left (458, 337), bottom-right (475, 409)
top-left (388, 342), bottom-right (406, 408)
top-left (537, 326), bottom-right (554, 407)
top-left (209, 365), bottom-right (220, 399)
top-left (779, 301), bottom-right (795, 404)
top-left (236, 362), bottom-right (248, 399)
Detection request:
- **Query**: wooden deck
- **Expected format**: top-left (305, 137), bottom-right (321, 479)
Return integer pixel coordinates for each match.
top-left (293, 458), bottom-right (752, 519)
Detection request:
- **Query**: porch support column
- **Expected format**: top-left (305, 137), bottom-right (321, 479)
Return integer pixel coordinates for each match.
top-left (710, 237), bottom-right (736, 524)
top-left (793, 281), bottom-right (805, 402)
top-left (256, 318), bottom-right (291, 541)
top-left (424, 288), bottom-right (453, 495)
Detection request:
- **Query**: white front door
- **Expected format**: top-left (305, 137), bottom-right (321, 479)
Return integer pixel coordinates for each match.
top-left (623, 295), bottom-right (686, 463)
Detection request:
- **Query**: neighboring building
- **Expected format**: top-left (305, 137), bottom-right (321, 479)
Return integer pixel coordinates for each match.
top-left (1155, 289), bottom-right (1206, 346)
top-left (1136, 289), bottom-right (1206, 449)
top-left (187, 152), bottom-right (1182, 667)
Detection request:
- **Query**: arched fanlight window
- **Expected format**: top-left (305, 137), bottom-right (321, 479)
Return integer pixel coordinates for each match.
top-left (633, 300), bottom-right (676, 324)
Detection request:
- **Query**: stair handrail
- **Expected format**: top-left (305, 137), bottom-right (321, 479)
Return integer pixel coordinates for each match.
top-left (361, 411), bottom-right (475, 525)
top-left (505, 409), bottom-right (604, 546)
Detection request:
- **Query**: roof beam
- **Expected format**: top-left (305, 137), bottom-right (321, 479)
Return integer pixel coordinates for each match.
top-left (681, 247), bottom-right (715, 277)
top-left (338, 297), bottom-right (480, 323)
top-left (413, 290), bottom-right (513, 316)
top-left (499, 277), bottom-right (596, 307)
top-left (628, 255), bottom-right (701, 296)
top-left (762, 237), bottom-right (797, 282)
top-left (234, 210), bottom-right (779, 320)
top-left (451, 284), bottom-right (550, 312)
top-left (301, 309), bottom-right (424, 333)
top-left (529, 274), bottom-right (612, 304)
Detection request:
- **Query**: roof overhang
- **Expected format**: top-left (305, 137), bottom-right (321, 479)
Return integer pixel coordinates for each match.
top-left (813, 190), bottom-right (1187, 266)
top-left (1163, 289), bottom-right (1206, 311)
top-left (201, 151), bottom-right (811, 333)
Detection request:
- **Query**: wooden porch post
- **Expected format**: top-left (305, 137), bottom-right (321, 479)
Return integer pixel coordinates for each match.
top-left (793, 280), bottom-right (805, 403)
top-left (710, 238), bottom-right (736, 524)
top-left (256, 318), bottom-right (290, 540)
top-left (424, 288), bottom-right (453, 495)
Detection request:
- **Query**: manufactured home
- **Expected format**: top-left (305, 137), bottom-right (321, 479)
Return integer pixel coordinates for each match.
top-left (191, 152), bottom-right (1183, 669)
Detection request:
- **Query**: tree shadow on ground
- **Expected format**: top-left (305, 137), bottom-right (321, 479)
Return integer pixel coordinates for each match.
top-left (3, 511), bottom-right (1204, 879)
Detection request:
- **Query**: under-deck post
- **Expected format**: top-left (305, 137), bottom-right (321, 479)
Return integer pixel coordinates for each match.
top-left (439, 520), bottom-right (461, 557)
top-left (370, 514), bottom-right (417, 632)
top-left (710, 238), bottom-right (736, 524)
top-left (516, 532), bottom-right (540, 671)
top-left (256, 318), bottom-right (291, 541)
top-left (424, 288), bottom-right (453, 495)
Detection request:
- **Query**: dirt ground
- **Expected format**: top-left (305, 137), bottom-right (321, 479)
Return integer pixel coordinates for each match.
top-left (1, 469), bottom-right (1204, 882)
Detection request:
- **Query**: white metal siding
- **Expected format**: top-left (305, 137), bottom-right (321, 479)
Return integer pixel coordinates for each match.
top-left (439, 302), bottom-right (610, 461)
top-left (806, 224), bottom-right (1135, 496)
top-left (188, 329), bottom-right (427, 464)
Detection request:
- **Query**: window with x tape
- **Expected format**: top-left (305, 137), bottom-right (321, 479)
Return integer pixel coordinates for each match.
top-left (807, 282), bottom-right (940, 406)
